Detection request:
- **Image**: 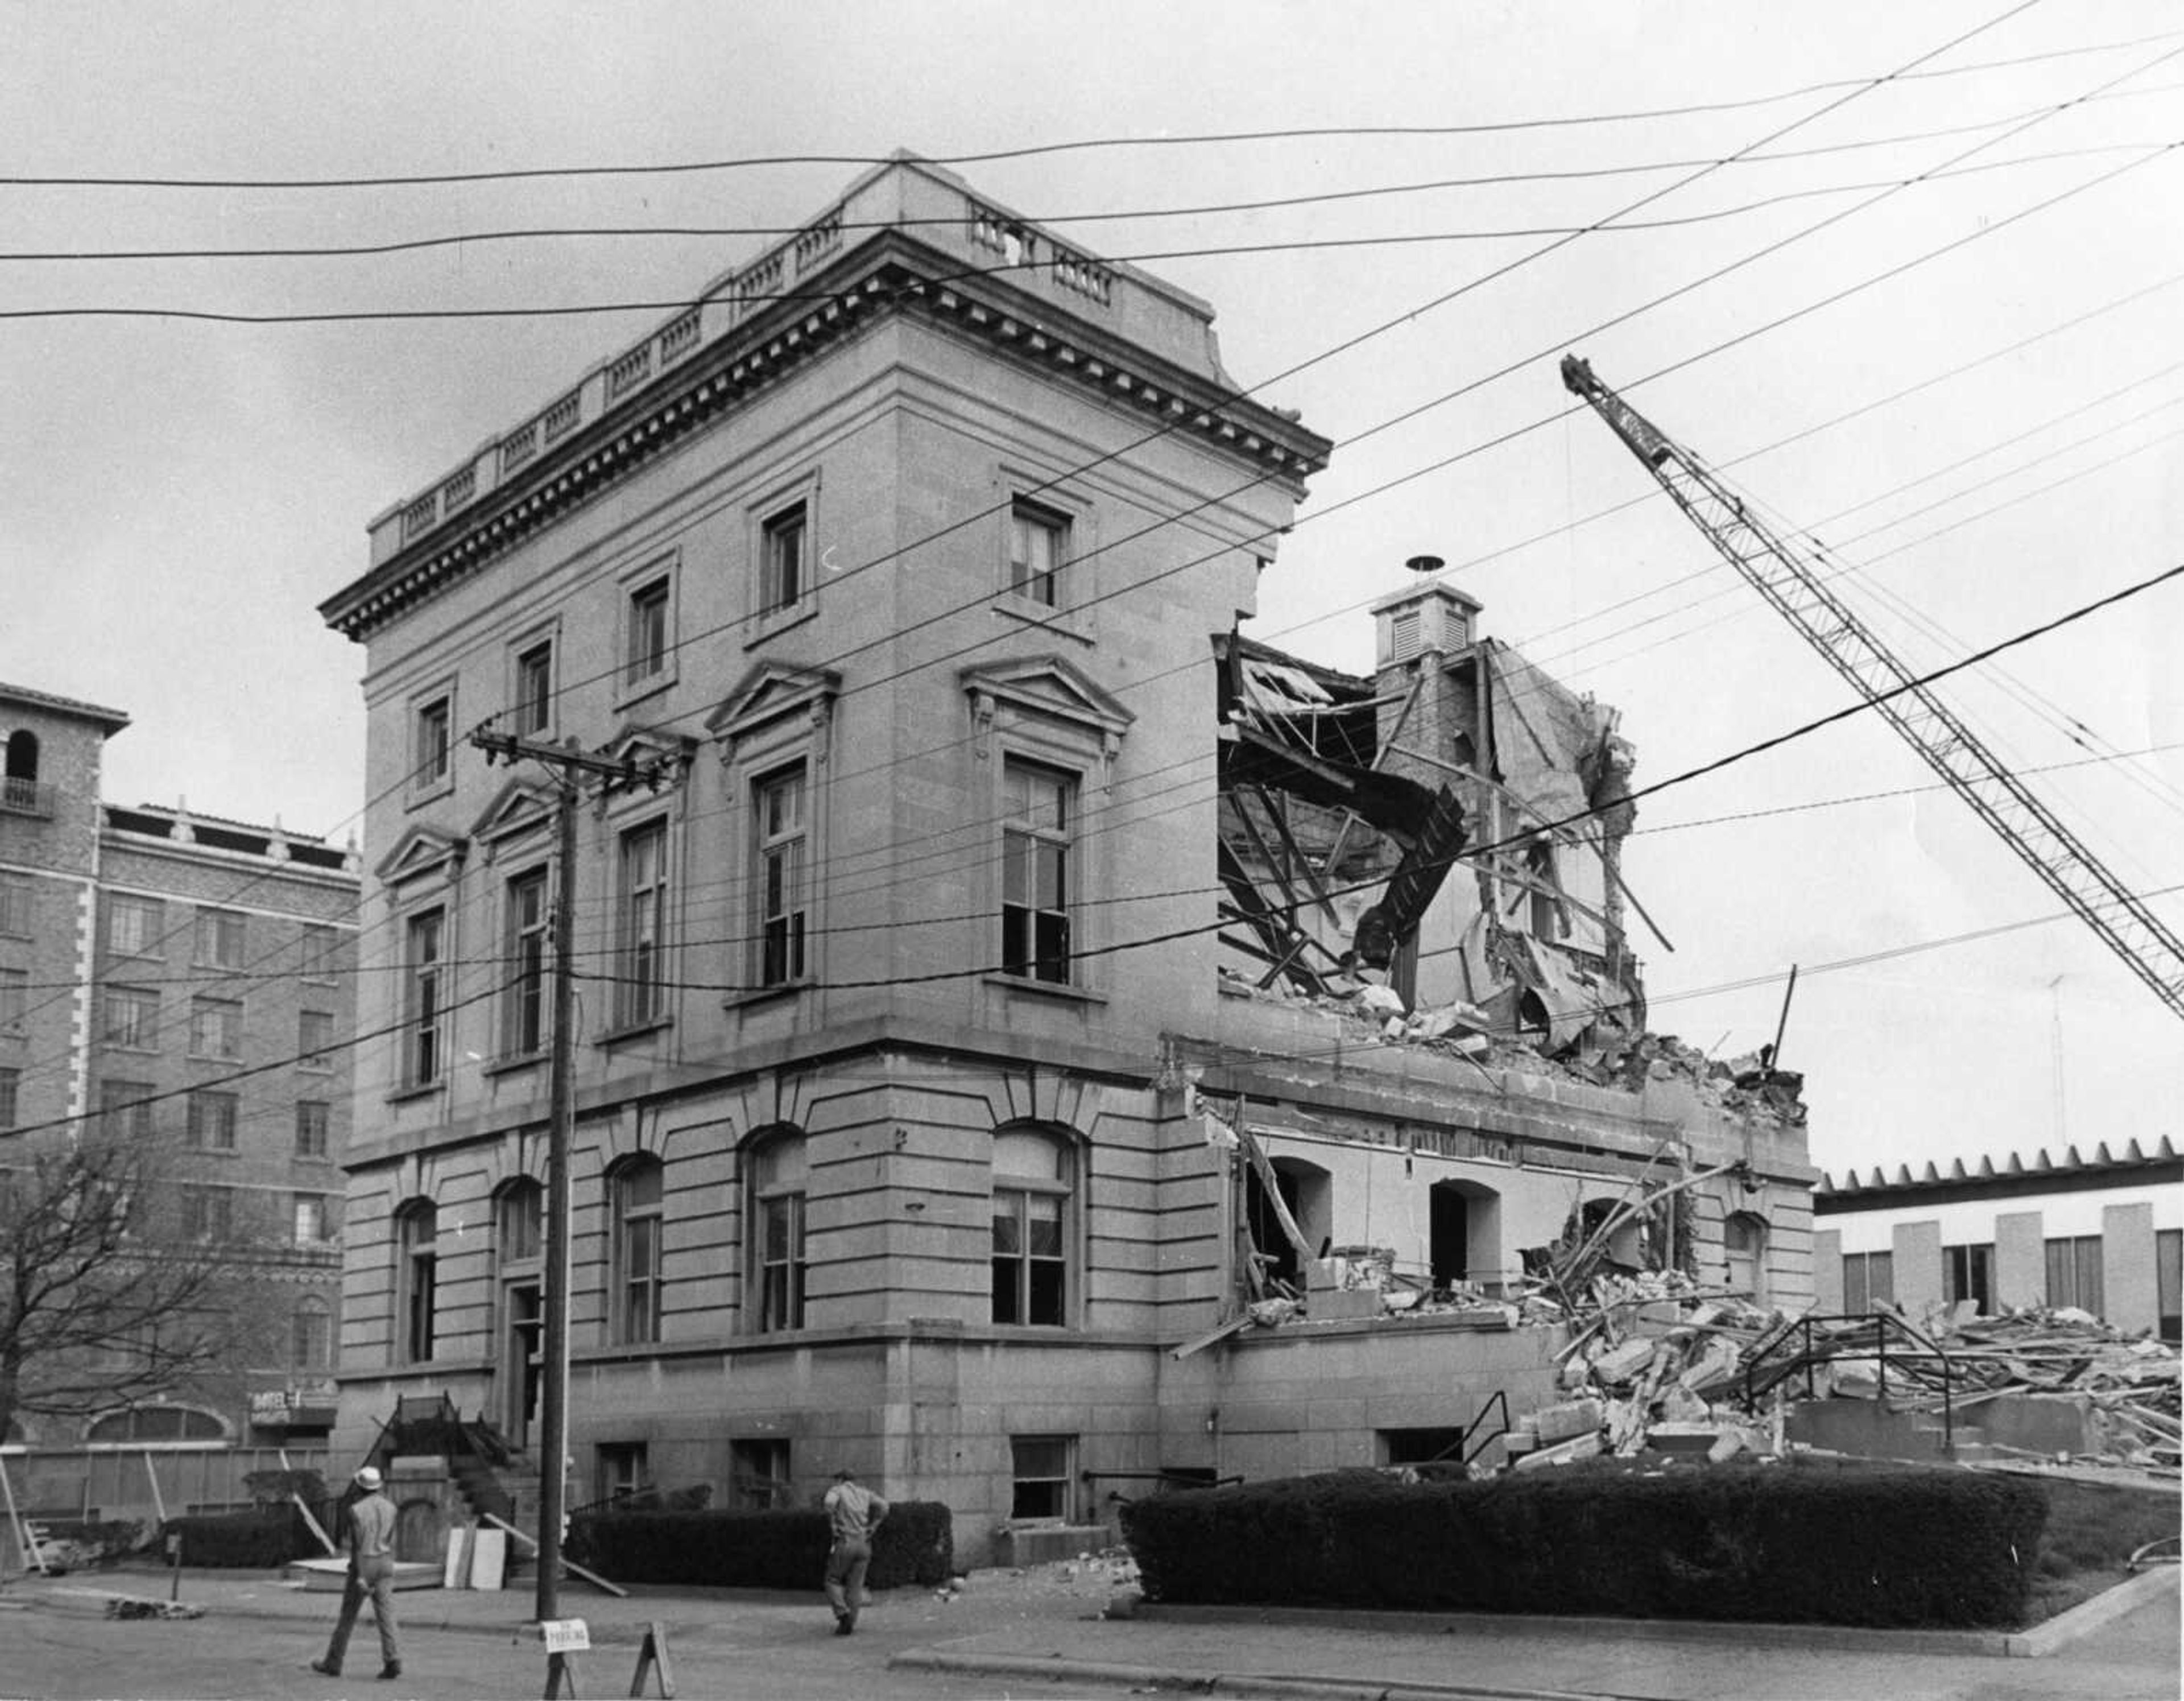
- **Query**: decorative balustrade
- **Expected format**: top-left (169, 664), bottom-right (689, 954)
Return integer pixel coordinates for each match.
top-left (1050, 243), bottom-right (1112, 306)
top-left (968, 202), bottom-right (1035, 268)
top-left (499, 421), bottom-right (538, 475)
top-left (792, 206), bottom-right (843, 275)
top-left (658, 307), bottom-right (701, 366)
top-left (735, 251), bottom-right (786, 322)
top-left (441, 466), bottom-right (475, 513)
top-left (541, 390), bottom-right (582, 441)
top-left (606, 342), bottom-right (652, 402)
top-left (400, 491), bottom-right (440, 542)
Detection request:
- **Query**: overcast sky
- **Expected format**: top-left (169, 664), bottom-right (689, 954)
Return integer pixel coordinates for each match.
top-left (4, 1), bottom-right (2179, 1181)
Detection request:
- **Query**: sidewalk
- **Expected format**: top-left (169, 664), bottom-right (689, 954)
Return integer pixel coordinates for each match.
top-left (2, 1557), bottom-right (2175, 1701)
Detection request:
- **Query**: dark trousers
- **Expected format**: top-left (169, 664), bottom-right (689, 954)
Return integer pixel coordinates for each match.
top-left (824, 1539), bottom-right (872, 1622)
top-left (324, 1554), bottom-right (399, 1670)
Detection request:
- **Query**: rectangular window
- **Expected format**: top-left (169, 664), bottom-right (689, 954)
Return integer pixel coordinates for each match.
top-left (597, 1442), bottom-right (649, 1507)
top-left (0, 967), bottom-right (25, 1034)
top-left (992, 1189), bottom-right (1067, 1325)
top-left (291, 1303), bottom-right (330, 1371)
top-left (504, 870), bottom-right (549, 1055)
top-left (0, 1066), bottom-right (16, 1130)
top-left (617, 821), bottom-right (668, 1028)
top-left (1009, 1435), bottom-right (1075, 1521)
top-left (760, 501), bottom-right (808, 614)
top-left (2158, 1229), bottom-right (2181, 1343)
top-left (0, 875), bottom-right (32, 936)
top-left (293, 1194), bottom-right (328, 1244)
top-left (614, 1163), bottom-right (664, 1344)
top-left (297, 1009), bottom-right (334, 1071)
top-left (1002, 758), bottom-right (1074, 983)
top-left (514, 639), bottom-right (555, 736)
top-left (405, 910), bottom-right (444, 1088)
top-left (415, 695), bottom-right (452, 790)
top-left (295, 1099), bottom-right (330, 1159)
top-left (101, 1079), bottom-right (156, 1141)
top-left (2046, 1235), bottom-right (2105, 1316)
top-left (181, 1184), bottom-right (233, 1241)
top-left (1008, 501), bottom-right (1068, 607)
top-left (1943, 1242), bottom-right (1994, 1313)
top-left (187, 1089), bottom-right (238, 1151)
top-left (626, 577), bottom-right (670, 688)
top-left (1841, 1250), bottom-right (1893, 1314)
top-left (195, 907), bottom-right (246, 969)
top-left (729, 1438), bottom-right (792, 1510)
top-left (755, 763), bottom-right (807, 987)
top-left (758, 1191), bottom-right (806, 1332)
top-left (189, 996), bottom-right (243, 1060)
top-left (299, 923), bottom-right (339, 980)
top-left (102, 985), bottom-right (158, 1050)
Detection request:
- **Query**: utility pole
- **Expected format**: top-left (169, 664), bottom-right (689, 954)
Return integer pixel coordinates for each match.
top-left (470, 728), bottom-right (684, 1623)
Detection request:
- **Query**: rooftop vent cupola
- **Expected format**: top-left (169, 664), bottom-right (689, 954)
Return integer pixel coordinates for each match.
top-left (1372, 574), bottom-right (1480, 668)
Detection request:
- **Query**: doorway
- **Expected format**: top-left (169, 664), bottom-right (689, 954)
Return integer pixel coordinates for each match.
top-left (503, 1280), bottom-right (542, 1450)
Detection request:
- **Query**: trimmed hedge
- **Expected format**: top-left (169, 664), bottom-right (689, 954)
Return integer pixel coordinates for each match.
top-left (160, 1505), bottom-right (315, 1569)
top-left (1120, 1463), bottom-right (2048, 1629)
top-left (569, 1500), bottom-right (953, 1591)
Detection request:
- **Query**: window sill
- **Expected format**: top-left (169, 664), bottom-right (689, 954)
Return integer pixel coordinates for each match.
top-left (744, 600), bottom-right (818, 649)
top-left (481, 1050), bottom-right (548, 1077)
top-left (614, 673), bottom-right (676, 715)
top-left (384, 1080), bottom-right (446, 1105)
top-left (404, 779), bottom-right (455, 812)
top-left (986, 973), bottom-right (1105, 1006)
top-left (725, 979), bottom-right (812, 1012)
top-left (188, 1053), bottom-right (243, 1066)
top-left (597, 1016), bottom-right (672, 1047)
top-left (992, 597), bottom-right (1094, 646)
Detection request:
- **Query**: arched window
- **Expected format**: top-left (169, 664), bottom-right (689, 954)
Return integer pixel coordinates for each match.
top-left (87, 1405), bottom-right (225, 1443)
top-left (1429, 1177), bottom-right (1504, 1294)
top-left (497, 1178), bottom-right (544, 1266)
top-left (746, 1130), bottom-right (806, 1333)
top-left (610, 1157), bottom-right (664, 1344)
top-left (2, 730), bottom-right (39, 813)
top-left (291, 1296), bottom-right (331, 1370)
top-left (1724, 1211), bottom-right (1769, 1302)
top-left (992, 1126), bottom-right (1074, 1326)
top-left (395, 1199), bottom-right (437, 1363)
top-left (493, 1176), bottom-right (547, 1447)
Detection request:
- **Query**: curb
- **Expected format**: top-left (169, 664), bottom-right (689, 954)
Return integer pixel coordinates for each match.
top-left (2001, 1564), bottom-right (2179, 1658)
top-left (888, 1649), bottom-right (1620, 1701)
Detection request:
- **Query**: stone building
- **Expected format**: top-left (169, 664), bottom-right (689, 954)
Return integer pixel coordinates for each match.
top-left (318, 154), bottom-right (1814, 1561)
top-left (0, 683), bottom-right (359, 1522)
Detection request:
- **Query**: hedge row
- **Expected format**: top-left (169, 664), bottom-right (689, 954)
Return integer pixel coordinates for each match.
top-left (569, 1500), bottom-right (953, 1591)
top-left (160, 1505), bottom-right (321, 1569)
top-left (1120, 1464), bottom-right (2048, 1629)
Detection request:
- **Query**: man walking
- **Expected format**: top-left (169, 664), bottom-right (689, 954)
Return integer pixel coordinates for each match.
top-left (312, 1464), bottom-right (402, 1681)
top-left (821, 1467), bottom-right (890, 1635)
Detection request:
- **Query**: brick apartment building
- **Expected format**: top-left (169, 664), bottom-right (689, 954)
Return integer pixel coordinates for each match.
top-left (1, 683), bottom-right (359, 1522)
top-left (318, 154), bottom-right (1814, 1562)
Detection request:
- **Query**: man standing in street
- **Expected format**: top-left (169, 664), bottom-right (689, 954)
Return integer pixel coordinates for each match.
top-left (312, 1464), bottom-right (402, 1681)
top-left (821, 1467), bottom-right (890, 1635)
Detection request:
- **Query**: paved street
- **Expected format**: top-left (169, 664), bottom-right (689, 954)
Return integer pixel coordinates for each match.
top-left (0, 1562), bottom-right (2175, 1701)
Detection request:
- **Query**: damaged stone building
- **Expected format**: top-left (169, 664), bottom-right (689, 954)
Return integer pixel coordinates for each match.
top-left (317, 152), bottom-right (1814, 1566)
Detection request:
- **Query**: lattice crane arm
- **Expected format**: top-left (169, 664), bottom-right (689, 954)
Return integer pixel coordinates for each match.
top-left (1560, 353), bottom-right (2184, 1019)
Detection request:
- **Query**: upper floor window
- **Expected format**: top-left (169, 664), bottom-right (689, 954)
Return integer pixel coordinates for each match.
top-left (2, 731), bottom-right (41, 814)
top-left (626, 576), bottom-right (672, 691)
top-left (0, 1066), bottom-right (16, 1131)
top-left (293, 1192), bottom-right (330, 1244)
top-left (413, 693), bottom-right (453, 792)
top-left (396, 1199), bottom-right (437, 1363)
top-left (298, 1009), bottom-right (335, 1072)
top-left (1009, 500), bottom-right (1069, 608)
top-left (992, 1126), bottom-right (1073, 1327)
top-left (514, 639), bottom-right (555, 736)
top-left (616, 821), bottom-right (668, 1029)
top-left (498, 1178), bottom-right (544, 1264)
top-left (188, 996), bottom-right (243, 1060)
top-left (404, 909), bottom-right (445, 1089)
top-left (1001, 759), bottom-right (1074, 984)
top-left (747, 1131), bottom-right (807, 1333)
top-left (295, 1099), bottom-right (330, 1159)
top-left (299, 923), bottom-right (340, 980)
top-left (0, 967), bottom-right (26, 1037)
top-left (186, 1089), bottom-right (238, 1151)
top-left (754, 763), bottom-right (808, 988)
top-left (195, 907), bottom-right (246, 970)
top-left (503, 869), bottom-right (549, 1056)
top-left (612, 1157), bottom-right (665, 1344)
top-left (760, 502), bottom-right (808, 616)
top-left (181, 1184), bottom-right (235, 1241)
top-left (0, 875), bottom-right (32, 938)
top-left (107, 895), bottom-right (162, 957)
top-left (101, 985), bottom-right (158, 1050)
top-left (291, 1297), bottom-right (331, 1371)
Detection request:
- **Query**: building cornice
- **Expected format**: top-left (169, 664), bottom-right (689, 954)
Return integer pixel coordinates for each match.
top-left (322, 228), bottom-right (1330, 647)
top-left (1815, 1136), bottom-right (2181, 1212)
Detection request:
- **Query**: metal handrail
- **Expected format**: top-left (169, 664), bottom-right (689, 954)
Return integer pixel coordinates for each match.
top-left (1740, 1311), bottom-right (1959, 1452)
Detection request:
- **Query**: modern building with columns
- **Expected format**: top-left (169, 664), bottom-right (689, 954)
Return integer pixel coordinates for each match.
top-left (318, 152), bottom-right (1816, 1563)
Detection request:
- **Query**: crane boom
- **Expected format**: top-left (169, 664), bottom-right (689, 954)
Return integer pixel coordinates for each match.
top-left (1560, 353), bottom-right (2184, 1019)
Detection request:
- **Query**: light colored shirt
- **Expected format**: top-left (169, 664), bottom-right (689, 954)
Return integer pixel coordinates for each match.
top-left (348, 1491), bottom-right (396, 1562)
top-left (823, 1480), bottom-right (888, 1545)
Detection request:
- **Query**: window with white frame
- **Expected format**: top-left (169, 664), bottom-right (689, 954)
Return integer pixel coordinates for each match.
top-left (1001, 758), bottom-right (1074, 982)
top-left (625, 575), bottom-right (671, 691)
top-left (413, 693), bottom-right (452, 792)
top-left (1008, 499), bottom-right (1069, 607)
top-left (514, 638), bottom-right (555, 736)
top-left (187, 1089), bottom-right (238, 1151)
top-left (616, 821), bottom-right (668, 1028)
top-left (2046, 1236), bottom-right (2104, 1315)
top-left (754, 763), bottom-right (808, 987)
top-left (748, 1130), bottom-right (807, 1333)
top-left (612, 1157), bottom-right (665, 1344)
top-left (503, 868), bottom-right (549, 1055)
top-left (992, 1126), bottom-right (1073, 1326)
top-left (189, 996), bottom-right (242, 1060)
top-left (109, 891), bottom-right (164, 956)
top-left (1009, 1434), bottom-right (1075, 1520)
top-left (298, 1009), bottom-right (334, 1071)
top-left (397, 1199), bottom-right (437, 1362)
top-left (404, 909), bottom-right (444, 1088)
top-left (760, 501), bottom-right (808, 616)
top-left (102, 985), bottom-right (158, 1049)
top-left (1841, 1250), bottom-right (1893, 1314)
top-left (293, 1192), bottom-right (329, 1244)
top-left (1945, 1242), bottom-right (1994, 1312)
top-left (295, 1099), bottom-right (330, 1159)
top-left (195, 907), bottom-right (246, 969)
